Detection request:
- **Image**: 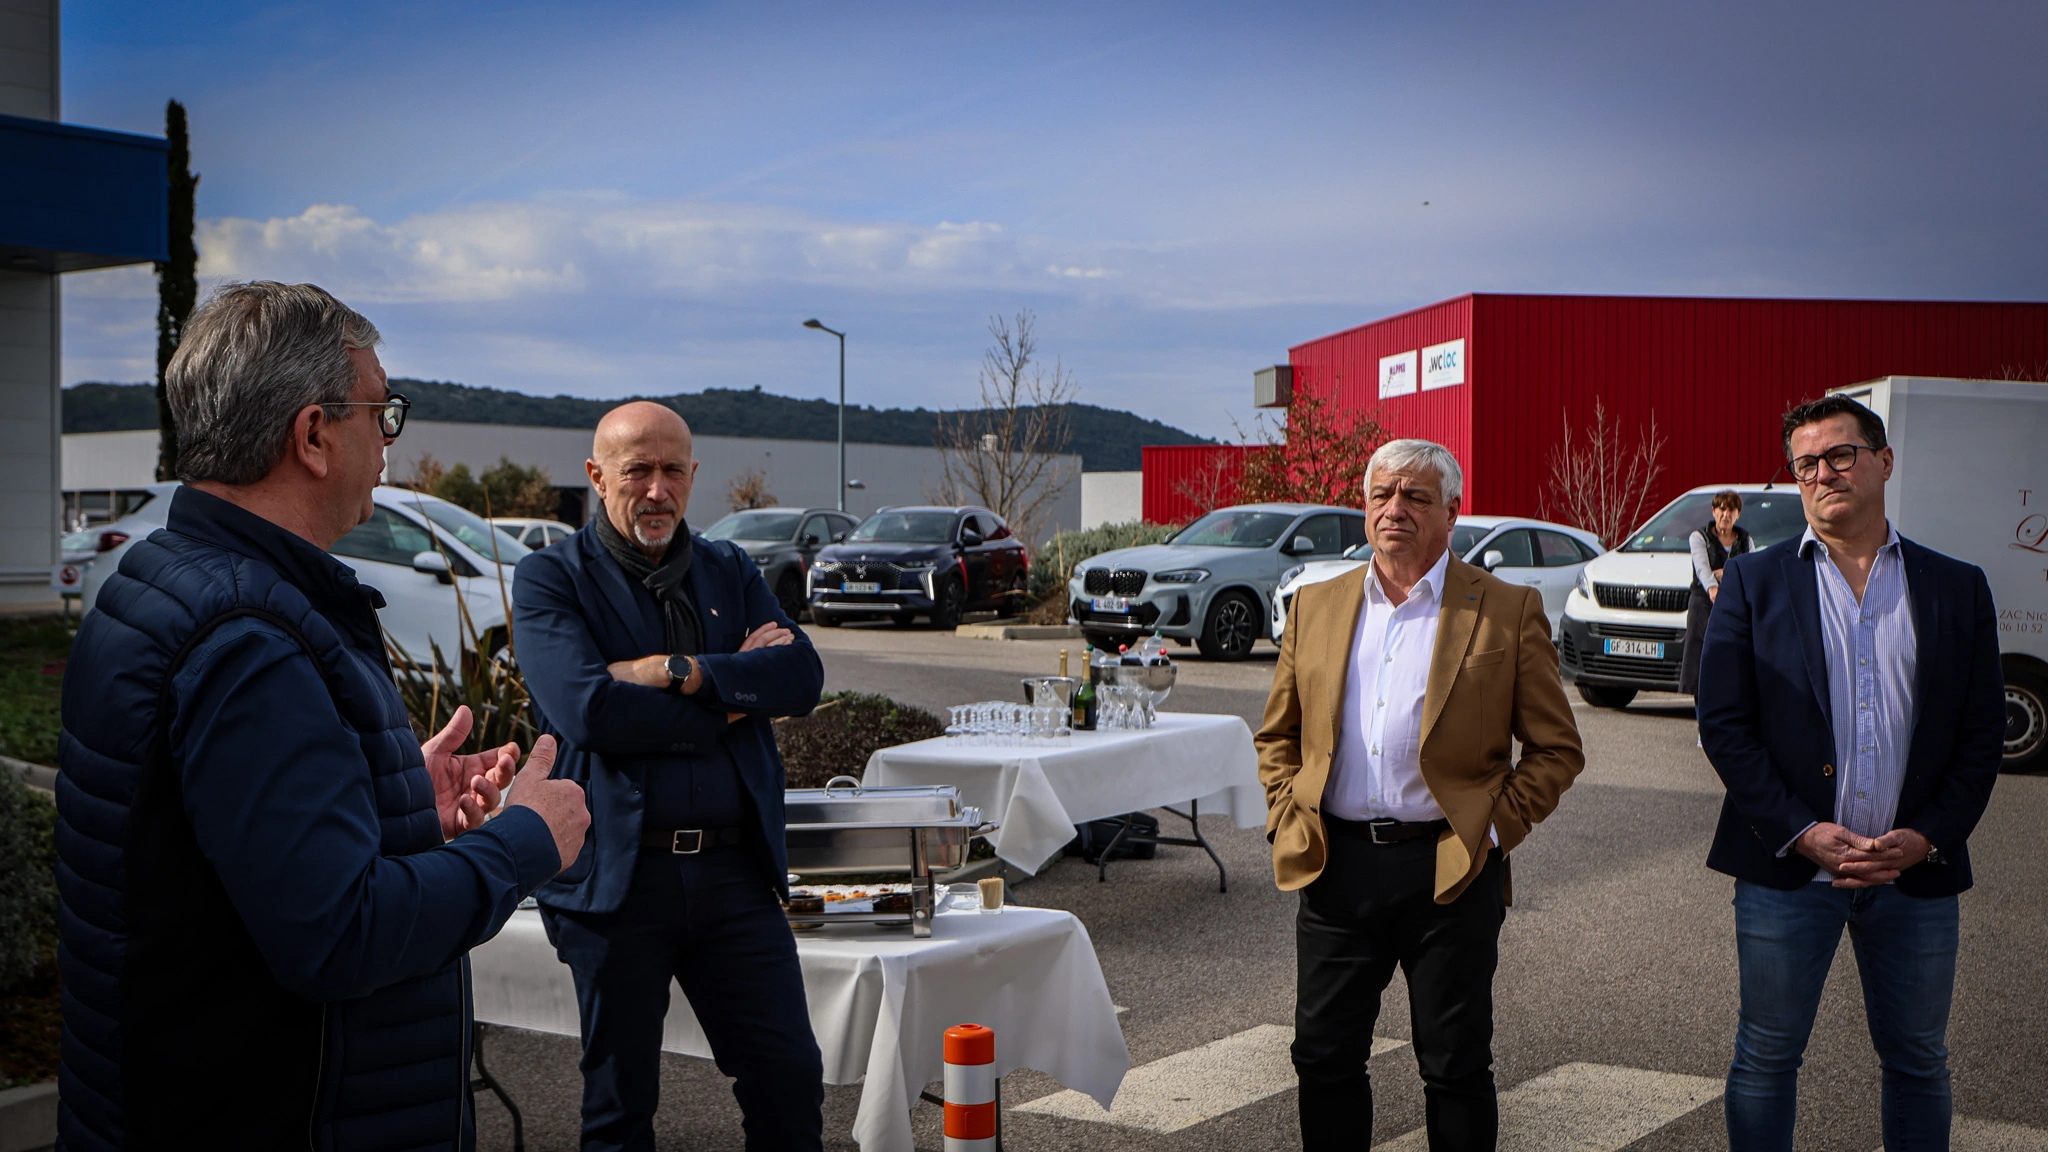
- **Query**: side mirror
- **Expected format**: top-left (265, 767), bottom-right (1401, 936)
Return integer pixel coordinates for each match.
top-left (960, 529), bottom-right (984, 548)
top-left (411, 550), bottom-right (454, 584)
top-left (1482, 549), bottom-right (1505, 571)
top-left (800, 533), bottom-right (819, 547)
top-left (833, 531), bottom-right (848, 543)
top-left (1283, 535), bottom-right (1316, 555)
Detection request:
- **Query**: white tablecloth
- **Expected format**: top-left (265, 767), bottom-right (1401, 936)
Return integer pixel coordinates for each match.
top-left (470, 905), bottom-right (1128, 1152)
top-left (863, 712), bottom-right (1264, 873)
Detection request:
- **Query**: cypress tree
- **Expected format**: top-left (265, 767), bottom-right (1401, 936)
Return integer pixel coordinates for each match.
top-left (153, 100), bottom-right (199, 481)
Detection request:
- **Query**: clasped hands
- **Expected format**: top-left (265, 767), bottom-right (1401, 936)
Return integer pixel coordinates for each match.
top-left (606, 622), bottom-right (794, 723)
top-left (1796, 821), bottom-right (1931, 888)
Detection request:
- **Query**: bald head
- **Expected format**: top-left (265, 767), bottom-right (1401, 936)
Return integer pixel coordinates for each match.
top-left (586, 401), bottom-right (699, 556)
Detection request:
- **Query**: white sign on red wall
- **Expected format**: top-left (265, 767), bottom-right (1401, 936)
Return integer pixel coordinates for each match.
top-left (1422, 338), bottom-right (1466, 390)
top-left (1378, 350), bottom-right (1419, 398)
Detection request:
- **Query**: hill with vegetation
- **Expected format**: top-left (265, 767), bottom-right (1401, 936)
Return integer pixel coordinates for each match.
top-left (61, 380), bottom-right (1211, 471)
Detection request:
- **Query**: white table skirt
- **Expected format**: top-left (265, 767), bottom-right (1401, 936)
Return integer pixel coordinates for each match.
top-left (470, 905), bottom-right (1129, 1152)
top-left (862, 712), bottom-right (1264, 873)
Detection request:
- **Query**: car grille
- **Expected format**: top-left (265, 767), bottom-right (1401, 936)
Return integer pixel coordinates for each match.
top-left (812, 561), bottom-right (925, 592)
top-left (1593, 583), bottom-right (1689, 612)
top-left (1591, 623), bottom-right (1686, 643)
top-left (1084, 567), bottom-right (1146, 596)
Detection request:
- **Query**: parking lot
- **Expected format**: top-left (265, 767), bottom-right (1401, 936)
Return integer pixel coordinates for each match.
top-left (473, 622), bottom-right (2048, 1151)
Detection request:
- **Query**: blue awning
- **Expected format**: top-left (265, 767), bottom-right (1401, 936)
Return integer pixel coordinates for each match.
top-left (0, 112), bottom-right (168, 273)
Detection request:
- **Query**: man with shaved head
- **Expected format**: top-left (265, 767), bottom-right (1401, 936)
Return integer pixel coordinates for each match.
top-left (514, 400), bottom-right (827, 1150)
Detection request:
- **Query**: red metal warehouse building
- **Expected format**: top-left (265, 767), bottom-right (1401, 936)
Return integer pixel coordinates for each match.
top-left (1143, 293), bottom-right (2048, 526)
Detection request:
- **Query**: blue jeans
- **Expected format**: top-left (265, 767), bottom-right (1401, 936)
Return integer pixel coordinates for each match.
top-left (1726, 880), bottom-right (1958, 1152)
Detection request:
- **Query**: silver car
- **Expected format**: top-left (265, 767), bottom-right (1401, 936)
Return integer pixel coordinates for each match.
top-left (1067, 503), bottom-right (1366, 660)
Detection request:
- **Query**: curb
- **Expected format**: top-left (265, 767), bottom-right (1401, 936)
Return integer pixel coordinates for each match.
top-left (0, 1081), bottom-right (57, 1152)
top-left (954, 623), bottom-right (1083, 641)
top-left (2, 757), bottom-right (55, 796)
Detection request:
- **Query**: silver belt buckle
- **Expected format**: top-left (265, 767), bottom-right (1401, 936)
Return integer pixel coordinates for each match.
top-left (1368, 820), bottom-right (1398, 845)
top-left (671, 829), bottom-right (704, 854)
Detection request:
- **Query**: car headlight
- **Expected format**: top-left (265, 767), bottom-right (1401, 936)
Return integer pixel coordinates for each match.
top-left (1575, 569), bottom-right (1594, 599)
top-left (898, 560), bottom-right (937, 570)
top-left (1072, 563), bottom-right (1088, 579)
top-left (1154, 568), bottom-right (1209, 585)
top-left (1279, 564), bottom-right (1305, 587)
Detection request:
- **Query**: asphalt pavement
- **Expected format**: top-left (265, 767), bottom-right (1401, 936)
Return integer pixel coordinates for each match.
top-left (472, 619), bottom-right (2048, 1151)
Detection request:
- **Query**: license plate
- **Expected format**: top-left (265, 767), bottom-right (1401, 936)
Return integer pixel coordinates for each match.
top-left (1603, 638), bottom-right (1664, 659)
top-left (843, 581), bottom-right (880, 594)
top-left (1090, 595), bottom-right (1129, 613)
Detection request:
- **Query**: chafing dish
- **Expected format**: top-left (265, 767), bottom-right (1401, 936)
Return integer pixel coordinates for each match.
top-left (783, 777), bottom-right (996, 937)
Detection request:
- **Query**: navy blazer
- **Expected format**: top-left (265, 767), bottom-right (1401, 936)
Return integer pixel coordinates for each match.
top-left (514, 523), bottom-right (824, 914)
top-left (1696, 533), bottom-right (2003, 896)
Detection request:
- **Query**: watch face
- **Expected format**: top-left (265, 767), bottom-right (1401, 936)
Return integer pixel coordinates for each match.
top-left (667, 654), bottom-right (689, 683)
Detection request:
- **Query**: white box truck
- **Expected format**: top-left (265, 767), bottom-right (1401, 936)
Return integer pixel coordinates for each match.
top-left (1829, 376), bottom-right (2048, 774)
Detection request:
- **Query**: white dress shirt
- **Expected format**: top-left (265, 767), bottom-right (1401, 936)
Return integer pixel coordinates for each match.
top-left (1323, 548), bottom-right (1451, 822)
top-left (1793, 523), bottom-right (1918, 880)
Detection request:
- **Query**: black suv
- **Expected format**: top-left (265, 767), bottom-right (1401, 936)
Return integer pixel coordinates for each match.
top-left (807, 506), bottom-right (1029, 629)
top-left (701, 506), bottom-right (861, 620)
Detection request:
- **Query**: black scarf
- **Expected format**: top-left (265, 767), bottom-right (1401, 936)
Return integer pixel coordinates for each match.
top-left (593, 512), bottom-right (703, 656)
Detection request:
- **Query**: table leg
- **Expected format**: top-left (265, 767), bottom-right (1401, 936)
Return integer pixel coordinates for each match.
top-left (1156, 799), bottom-right (1229, 893)
top-left (470, 1022), bottom-right (525, 1151)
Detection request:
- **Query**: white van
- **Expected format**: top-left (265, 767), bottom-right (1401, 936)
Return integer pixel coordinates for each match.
top-left (1557, 484), bottom-right (1809, 708)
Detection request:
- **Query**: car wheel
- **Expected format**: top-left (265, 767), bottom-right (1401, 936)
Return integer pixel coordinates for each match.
top-left (932, 577), bottom-right (967, 630)
top-left (1196, 591), bottom-right (1259, 661)
top-left (1577, 683), bottom-right (1637, 709)
top-left (775, 572), bottom-right (805, 622)
top-left (2003, 667), bottom-right (2048, 775)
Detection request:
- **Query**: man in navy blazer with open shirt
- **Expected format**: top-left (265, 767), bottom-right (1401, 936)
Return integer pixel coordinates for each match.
top-left (515, 401), bottom-right (826, 1151)
top-left (1697, 394), bottom-right (2003, 1152)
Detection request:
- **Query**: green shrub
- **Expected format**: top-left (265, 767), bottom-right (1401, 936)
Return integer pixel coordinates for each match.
top-left (773, 692), bottom-right (945, 789)
top-left (0, 768), bottom-right (56, 991)
top-left (0, 616), bottom-right (73, 767)
top-left (1027, 520), bottom-right (1182, 607)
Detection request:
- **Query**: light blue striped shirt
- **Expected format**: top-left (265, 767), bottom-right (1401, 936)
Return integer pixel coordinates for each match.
top-left (1797, 524), bottom-right (1918, 881)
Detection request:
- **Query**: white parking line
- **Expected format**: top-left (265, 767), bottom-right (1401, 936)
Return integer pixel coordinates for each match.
top-left (1372, 1062), bottom-right (1722, 1152)
top-left (1876, 1116), bottom-right (2048, 1152)
top-left (1015, 1024), bottom-right (1408, 1134)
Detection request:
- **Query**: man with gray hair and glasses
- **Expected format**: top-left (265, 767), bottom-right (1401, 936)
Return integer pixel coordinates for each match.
top-left (55, 281), bottom-right (589, 1150)
top-left (1258, 437), bottom-right (1583, 1150)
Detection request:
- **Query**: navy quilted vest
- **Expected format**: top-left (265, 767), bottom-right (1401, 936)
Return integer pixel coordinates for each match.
top-left (55, 494), bottom-right (474, 1152)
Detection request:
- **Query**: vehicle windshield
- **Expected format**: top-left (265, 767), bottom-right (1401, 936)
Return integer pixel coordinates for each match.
top-left (1451, 525), bottom-right (1488, 557)
top-left (848, 512), bottom-right (957, 544)
top-left (1621, 491), bottom-right (1809, 552)
top-left (400, 494), bottom-right (530, 563)
top-left (1173, 510), bottom-right (1299, 549)
top-left (704, 511), bottom-right (801, 541)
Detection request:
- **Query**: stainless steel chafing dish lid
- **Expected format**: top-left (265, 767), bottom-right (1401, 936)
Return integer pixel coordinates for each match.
top-left (784, 778), bottom-right (965, 826)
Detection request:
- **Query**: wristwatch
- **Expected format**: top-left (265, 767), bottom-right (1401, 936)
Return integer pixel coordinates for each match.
top-left (665, 654), bottom-right (696, 692)
top-left (1924, 842), bottom-right (1945, 866)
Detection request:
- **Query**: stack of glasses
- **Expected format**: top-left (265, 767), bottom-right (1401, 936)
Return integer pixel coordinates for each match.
top-left (943, 700), bottom-right (1071, 744)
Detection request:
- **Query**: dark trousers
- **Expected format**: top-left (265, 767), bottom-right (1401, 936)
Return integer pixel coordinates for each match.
top-left (1292, 824), bottom-right (1505, 1152)
top-left (541, 847), bottom-right (824, 1152)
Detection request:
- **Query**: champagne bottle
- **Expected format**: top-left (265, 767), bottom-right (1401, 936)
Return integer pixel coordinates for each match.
top-left (1073, 647), bottom-right (1097, 730)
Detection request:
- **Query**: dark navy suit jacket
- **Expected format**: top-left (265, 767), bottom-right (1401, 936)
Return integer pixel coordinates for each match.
top-left (1697, 533), bottom-right (2003, 896)
top-left (514, 523), bottom-right (824, 914)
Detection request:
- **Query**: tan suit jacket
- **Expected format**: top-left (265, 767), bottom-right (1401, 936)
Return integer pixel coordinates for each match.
top-left (1256, 554), bottom-right (1585, 903)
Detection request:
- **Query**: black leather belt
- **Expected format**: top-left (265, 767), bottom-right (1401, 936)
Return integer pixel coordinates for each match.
top-left (1325, 815), bottom-right (1451, 845)
top-left (639, 827), bottom-right (747, 854)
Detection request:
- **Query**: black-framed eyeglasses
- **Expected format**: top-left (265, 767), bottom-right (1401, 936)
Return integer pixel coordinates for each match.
top-left (325, 392), bottom-right (411, 438)
top-left (1789, 442), bottom-right (1877, 483)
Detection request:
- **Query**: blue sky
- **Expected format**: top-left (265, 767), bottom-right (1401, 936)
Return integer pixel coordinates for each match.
top-left (57, 0), bottom-right (2048, 438)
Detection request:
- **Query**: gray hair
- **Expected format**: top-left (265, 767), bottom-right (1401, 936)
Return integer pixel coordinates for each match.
top-left (167, 281), bottom-right (383, 486)
top-left (1364, 438), bottom-right (1464, 504)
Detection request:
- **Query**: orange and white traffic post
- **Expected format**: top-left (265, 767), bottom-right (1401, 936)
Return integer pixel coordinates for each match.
top-left (942, 1023), bottom-right (998, 1151)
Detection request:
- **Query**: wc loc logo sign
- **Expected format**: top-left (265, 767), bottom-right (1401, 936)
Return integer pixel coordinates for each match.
top-left (1422, 338), bottom-right (1466, 390)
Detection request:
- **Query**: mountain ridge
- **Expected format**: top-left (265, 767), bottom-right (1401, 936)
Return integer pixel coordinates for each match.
top-left (61, 379), bottom-right (1212, 471)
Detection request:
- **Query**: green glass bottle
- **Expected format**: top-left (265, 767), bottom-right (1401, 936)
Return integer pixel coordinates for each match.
top-left (1073, 648), bottom-right (1098, 731)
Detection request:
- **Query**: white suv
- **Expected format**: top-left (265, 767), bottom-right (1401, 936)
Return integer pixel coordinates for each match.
top-left (1558, 484), bottom-right (1809, 708)
top-left (82, 485), bottom-right (526, 665)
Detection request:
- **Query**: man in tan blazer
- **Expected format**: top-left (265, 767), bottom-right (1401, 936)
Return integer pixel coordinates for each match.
top-left (1258, 438), bottom-right (1584, 1151)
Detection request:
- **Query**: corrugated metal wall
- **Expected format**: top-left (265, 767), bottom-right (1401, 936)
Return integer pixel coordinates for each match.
top-left (1142, 444), bottom-right (1254, 524)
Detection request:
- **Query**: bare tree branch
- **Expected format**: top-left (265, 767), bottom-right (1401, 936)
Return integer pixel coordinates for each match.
top-left (934, 309), bottom-right (1078, 543)
top-left (1541, 398), bottom-right (1667, 547)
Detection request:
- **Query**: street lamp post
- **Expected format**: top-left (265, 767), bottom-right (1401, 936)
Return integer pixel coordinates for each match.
top-left (803, 318), bottom-right (847, 511)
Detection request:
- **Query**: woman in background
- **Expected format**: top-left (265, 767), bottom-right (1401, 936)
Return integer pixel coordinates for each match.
top-left (1680, 489), bottom-right (1751, 698)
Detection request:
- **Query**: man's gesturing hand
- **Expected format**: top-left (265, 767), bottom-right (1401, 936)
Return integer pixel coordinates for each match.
top-left (423, 705), bottom-right (518, 841)
top-left (506, 735), bottom-right (590, 874)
